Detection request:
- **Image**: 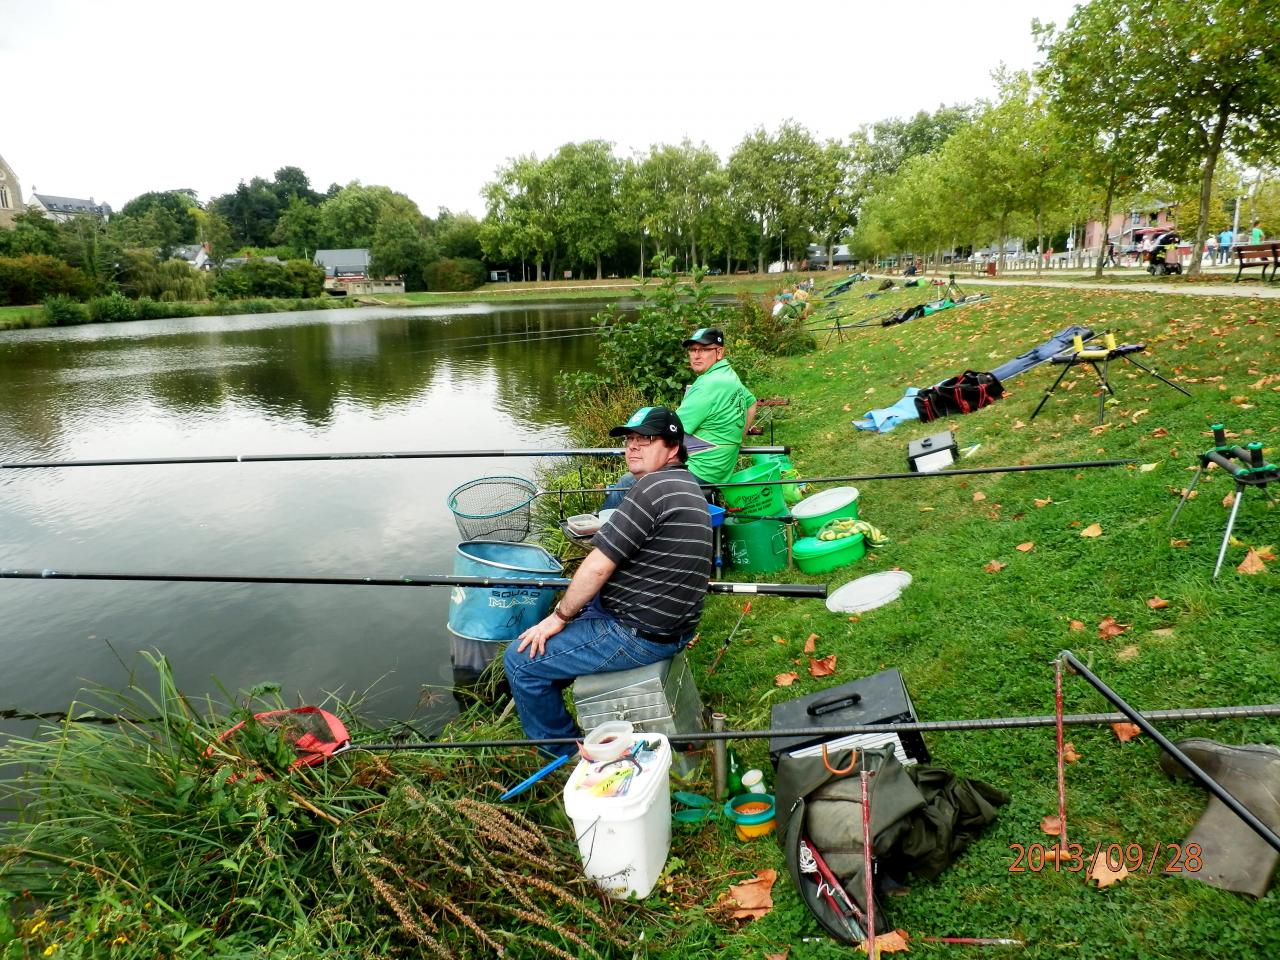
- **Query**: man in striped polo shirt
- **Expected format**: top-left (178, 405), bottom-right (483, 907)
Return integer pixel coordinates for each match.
top-left (504, 406), bottom-right (712, 755)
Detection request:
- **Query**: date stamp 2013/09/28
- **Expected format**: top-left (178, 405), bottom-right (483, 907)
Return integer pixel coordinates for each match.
top-left (1009, 842), bottom-right (1202, 874)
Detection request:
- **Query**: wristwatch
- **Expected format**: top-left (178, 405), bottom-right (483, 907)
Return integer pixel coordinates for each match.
top-left (553, 604), bottom-right (575, 623)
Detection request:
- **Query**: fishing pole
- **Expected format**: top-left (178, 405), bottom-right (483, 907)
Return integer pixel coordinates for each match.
top-left (0, 567), bottom-right (826, 597)
top-left (341, 703), bottom-right (1280, 753)
top-left (708, 458), bottom-right (1136, 490)
top-left (2, 445), bottom-right (790, 470)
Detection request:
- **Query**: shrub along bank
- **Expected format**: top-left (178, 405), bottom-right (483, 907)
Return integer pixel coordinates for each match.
top-left (3, 280), bottom-right (1278, 957)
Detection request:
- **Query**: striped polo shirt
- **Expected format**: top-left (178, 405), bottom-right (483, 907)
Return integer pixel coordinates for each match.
top-left (592, 463), bottom-right (712, 636)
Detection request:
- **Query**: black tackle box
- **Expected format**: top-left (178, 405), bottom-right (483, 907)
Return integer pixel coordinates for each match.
top-left (768, 668), bottom-right (930, 769)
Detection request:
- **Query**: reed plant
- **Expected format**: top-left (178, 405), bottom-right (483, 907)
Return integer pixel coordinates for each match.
top-left (0, 655), bottom-right (643, 958)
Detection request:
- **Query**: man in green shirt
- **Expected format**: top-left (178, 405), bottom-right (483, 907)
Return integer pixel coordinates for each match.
top-left (1251, 220), bottom-right (1265, 244)
top-left (601, 327), bottom-right (756, 508)
top-left (677, 328), bottom-right (757, 485)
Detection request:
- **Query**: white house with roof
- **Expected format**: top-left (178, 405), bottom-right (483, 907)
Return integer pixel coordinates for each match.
top-left (27, 191), bottom-right (112, 222)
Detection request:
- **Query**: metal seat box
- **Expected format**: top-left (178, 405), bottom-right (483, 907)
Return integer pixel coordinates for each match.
top-left (572, 653), bottom-right (706, 741)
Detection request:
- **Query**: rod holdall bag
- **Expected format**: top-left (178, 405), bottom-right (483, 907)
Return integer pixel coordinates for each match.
top-left (914, 370), bottom-right (1004, 422)
top-left (776, 745), bottom-right (1010, 944)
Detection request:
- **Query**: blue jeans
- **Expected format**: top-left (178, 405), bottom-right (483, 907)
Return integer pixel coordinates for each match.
top-left (502, 597), bottom-right (693, 757)
top-left (600, 471), bottom-right (635, 511)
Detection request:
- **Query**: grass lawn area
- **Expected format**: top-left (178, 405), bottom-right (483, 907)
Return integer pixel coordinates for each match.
top-left (619, 279), bottom-right (1279, 957)
top-left (0, 304), bottom-right (42, 328)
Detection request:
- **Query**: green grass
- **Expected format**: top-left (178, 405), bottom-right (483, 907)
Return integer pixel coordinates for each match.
top-left (667, 279), bottom-right (1280, 958)
top-left (3, 279), bottom-right (1277, 957)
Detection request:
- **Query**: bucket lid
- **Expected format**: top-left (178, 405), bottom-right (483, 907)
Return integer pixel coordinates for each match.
top-left (791, 486), bottom-right (859, 519)
top-left (792, 532), bottom-right (864, 557)
top-left (825, 570), bottom-right (912, 613)
top-left (563, 734), bottom-right (671, 817)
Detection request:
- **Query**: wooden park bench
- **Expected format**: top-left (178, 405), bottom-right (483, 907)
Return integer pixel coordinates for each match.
top-left (1232, 242), bottom-right (1279, 282)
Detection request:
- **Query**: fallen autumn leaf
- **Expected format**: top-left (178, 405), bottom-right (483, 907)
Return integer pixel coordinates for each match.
top-left (808, 654), bottom-right (837, 678)
top-left (1238, 549), bottom-right (1268, 575)
top-left (775, 672), bottom-right (800, 687)
top-left (1080, 523), bottom-right (1103, 538)
top-left (1098, 616), bottom-right (1129, 639)
top-left (1111, 722), bottom-right (1142, 742)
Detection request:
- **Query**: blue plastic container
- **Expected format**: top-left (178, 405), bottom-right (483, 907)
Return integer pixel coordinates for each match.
top-left (447, 541), bottom-right (564, 643)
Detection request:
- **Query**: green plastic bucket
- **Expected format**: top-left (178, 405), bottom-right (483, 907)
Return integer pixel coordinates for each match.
top-left (750, 453), bottom-right (807, 505)
top-left (792, 532), bottom-right (866, 574)
top-left (724, 516), bottom-right (788, 573)
top-left (791, 486), bottom-right (860, 537)
top-left (721, 462), bottom-right (786, 519)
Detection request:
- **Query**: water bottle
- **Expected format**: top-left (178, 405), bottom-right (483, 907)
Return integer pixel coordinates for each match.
top-left (725, 746), bottom-right (745, 797)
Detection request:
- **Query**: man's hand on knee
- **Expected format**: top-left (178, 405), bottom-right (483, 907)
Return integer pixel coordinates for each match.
top-left (515, 614), bottom-right (563, 658)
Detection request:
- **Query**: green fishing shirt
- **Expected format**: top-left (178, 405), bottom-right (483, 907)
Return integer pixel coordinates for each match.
top-left (676, 358), bottom-right (756, 484)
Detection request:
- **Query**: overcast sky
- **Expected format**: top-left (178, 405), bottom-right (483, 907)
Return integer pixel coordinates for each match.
top-left (2, 0), bottom-right (1084, 217)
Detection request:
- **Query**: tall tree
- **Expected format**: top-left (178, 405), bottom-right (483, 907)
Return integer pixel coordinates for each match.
top-left (546, 140), bottom-right (621, 279)
top-left (1038, 0), bottom-right (1280, 276)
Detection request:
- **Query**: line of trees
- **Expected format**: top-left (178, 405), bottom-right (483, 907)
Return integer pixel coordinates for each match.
top-left (479, 0), bottom-right (1278, 281)
top-left (3, 0), bottom-right (1277, 305)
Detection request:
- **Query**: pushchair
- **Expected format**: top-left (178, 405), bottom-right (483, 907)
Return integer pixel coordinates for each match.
top-left (1146, 230), bottom-right (1183, 276)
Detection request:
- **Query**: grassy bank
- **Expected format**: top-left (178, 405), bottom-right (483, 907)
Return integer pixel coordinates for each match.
top-left (3, 279), bottom-right (1278, 957)
top-left (0, 274), bottom-right (790, 331)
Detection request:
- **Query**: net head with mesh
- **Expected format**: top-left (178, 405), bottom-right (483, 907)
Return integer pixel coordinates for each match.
top-left (211, 706), bottom-right (351, 775)
top-left (446, 476), bottom-right (537, 542)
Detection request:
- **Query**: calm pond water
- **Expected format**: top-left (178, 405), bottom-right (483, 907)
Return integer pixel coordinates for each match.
top-left (0, 301), bottom-right (608, 732)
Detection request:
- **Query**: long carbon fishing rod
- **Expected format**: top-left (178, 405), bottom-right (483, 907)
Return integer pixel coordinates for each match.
top-left (708, 458), bottom-right (1136, 490)
top-left (2, 445), bottom-right (789, 470)
top-left (345, 703), bottom-right (1280, 752)
top-left (0, 567), bottom-right (825, 598)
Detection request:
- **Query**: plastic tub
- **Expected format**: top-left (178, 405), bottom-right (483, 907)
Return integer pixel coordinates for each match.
top-left (563, 734), bottom-right (672, 898)
top-left (791, 486), bottom-right (860, 537)
top-left (724, 793), bottom-right (776, 840)
top-left (446, 541), bottom-right (564, 642)
top-left (724, 516), bottom-right (788, 573)
top-left (720, 462), bottom-right (785, 519)
top-left (792, 532), bottom-right (866, 574)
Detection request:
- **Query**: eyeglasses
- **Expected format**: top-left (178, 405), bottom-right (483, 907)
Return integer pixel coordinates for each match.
top-left (623, 433), bottom-right (659, 447)
top-left (687, 346), bottom-right (720, 355)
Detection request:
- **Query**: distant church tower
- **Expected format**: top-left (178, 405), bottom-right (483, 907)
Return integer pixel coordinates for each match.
top-left (0, 153), bottom-right (23, 228)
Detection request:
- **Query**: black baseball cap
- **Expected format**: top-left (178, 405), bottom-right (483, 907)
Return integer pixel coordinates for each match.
top-left (682, 327), bottom-right (724, 347)
top-left (608, 405), bottom-right (684, 443)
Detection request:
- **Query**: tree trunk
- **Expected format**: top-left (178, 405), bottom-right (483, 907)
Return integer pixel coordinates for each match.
top-left (596, 253), bottom-right (602, 280)
top-left (1094, 164), bottom-right (1117, 280)
top-left (827, 234), bottom-right (835, 270)
top-left (1188, 101), bottom-right (1232, 278)
top-left (757, 219), bottom-right (766, 274)
top-left (1035, 214), bottom-right (1044, 276)
top-left (639, 235), bottom-right (645, 279)
top-left (726, 250), bottom-right (731, 276)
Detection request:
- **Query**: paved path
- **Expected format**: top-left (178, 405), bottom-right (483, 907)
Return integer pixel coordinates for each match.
top-left (943, 274), bottom-right (1280, 299)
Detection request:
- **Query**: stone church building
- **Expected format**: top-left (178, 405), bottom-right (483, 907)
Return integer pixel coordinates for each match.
top-left (0, 152), bottom-right (23, 228)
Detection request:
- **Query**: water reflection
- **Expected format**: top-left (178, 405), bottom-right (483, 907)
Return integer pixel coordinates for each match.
top-left (0, 301), bottom-right (608, 732)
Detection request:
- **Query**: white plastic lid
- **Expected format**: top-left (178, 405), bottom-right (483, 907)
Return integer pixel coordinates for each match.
top-left (825, 570), bottom-right (912, 613)
top-left (791, 486), bottom-right (860, 519)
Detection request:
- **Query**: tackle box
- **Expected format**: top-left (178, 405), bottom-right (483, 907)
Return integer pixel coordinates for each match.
top-left (907, 430), bottom-right (957, 473)
top-left (768, 668), bottom-right (930, 768)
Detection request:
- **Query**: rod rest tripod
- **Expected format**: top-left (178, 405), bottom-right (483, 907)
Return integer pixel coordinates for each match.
top-left (1170, 424), bottom-right (1279, 578)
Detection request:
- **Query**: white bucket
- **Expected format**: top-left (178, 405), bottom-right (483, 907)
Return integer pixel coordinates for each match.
top-left (562, 733), bottom-right (671, 899)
